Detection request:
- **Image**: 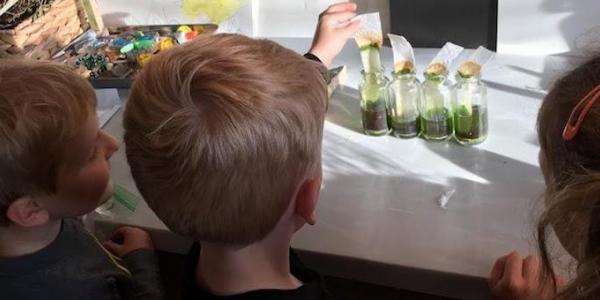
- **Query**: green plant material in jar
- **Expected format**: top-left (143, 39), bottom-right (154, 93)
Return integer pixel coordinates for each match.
top-left (360, 71), bottom-right (388, 135)
top-left (456, 46), bottom-right (494, 116)
top-left (359, 45), bottom-right (382, 73)
top-left (354, 12), bottom-right (383, 73)
top-left (454, 104), bottom-right (488, 144)
top-left (361, 98), bottom-right (388, 136)
top-left (421, 107), bottom-right (453, 140)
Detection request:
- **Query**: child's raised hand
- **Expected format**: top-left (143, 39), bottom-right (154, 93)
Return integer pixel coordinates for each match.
top-left (103, 226), bottom-right (154, 257)
top-left (489, 252), bottom-right (564, 300)
top-left (308, 2), bottom-right (362, 67)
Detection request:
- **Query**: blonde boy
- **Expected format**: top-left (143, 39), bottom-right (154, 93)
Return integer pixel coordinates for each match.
top-left (124, 4), bottom-right (359, 298)
top-left (0, 60), bottom-right (162, 299)
top-left (124, 32), bottom-right (329, 298)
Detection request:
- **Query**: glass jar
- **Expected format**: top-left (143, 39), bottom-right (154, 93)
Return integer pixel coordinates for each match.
top-left (387, 72), bottom-right (421, 138)
top-left (420, 74), bottom-right (454, 141)
top-left (359, 69), bottom-right (390, 136)
top-left (454, 75), bottom-right (488, 145)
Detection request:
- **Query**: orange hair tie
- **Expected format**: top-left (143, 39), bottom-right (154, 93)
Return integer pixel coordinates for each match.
top-left (562, 84), bottom-right (600, 141)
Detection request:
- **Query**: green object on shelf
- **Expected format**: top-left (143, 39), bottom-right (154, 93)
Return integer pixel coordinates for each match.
top-left (112, 184), bottom-right (140, 213)
top-left (134, 39), bottom-right (155, 51)
top-left (120, 43), bottom-right (134, 54)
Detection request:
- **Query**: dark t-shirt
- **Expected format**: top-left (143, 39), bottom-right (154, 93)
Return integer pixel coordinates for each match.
top-left (183, 244), bottom-right (334, 300)
top-left (0, 218), bottom-right (163, 300)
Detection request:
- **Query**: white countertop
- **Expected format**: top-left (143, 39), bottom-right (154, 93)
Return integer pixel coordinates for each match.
top-left (89, 38), bottom-right (577, 299)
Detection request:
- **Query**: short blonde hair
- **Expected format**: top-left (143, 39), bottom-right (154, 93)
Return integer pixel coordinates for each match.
top-left (0, 60), bottom-right (96, 225)
top-left (124, 34), bottom-right (327, 244)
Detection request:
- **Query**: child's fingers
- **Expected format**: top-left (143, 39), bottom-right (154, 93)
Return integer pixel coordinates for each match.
top-left (103, 240), bottom-right (123, 254)
top-left (113, 226), bottom-right (144, 239)
top-left (338, 18), bottom-right (362, 36)
top-left (325, 2), bottom-right (357, 14)
top-left (111, 226), bottom-right (133, 237)
top-left (503, 252), bottom-right (524, 281)
top-left (539, 274), bottom-right (564, 299)
top-left (522, 255), bottom-right (540, 282)
top-left (323, 11), bottom-right (357, 26)
top-left (490, 253), bottom-right (510, 287)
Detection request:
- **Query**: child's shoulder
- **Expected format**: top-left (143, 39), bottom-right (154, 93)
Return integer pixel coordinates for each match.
top-left (0, 218), bottom-right (132, 299)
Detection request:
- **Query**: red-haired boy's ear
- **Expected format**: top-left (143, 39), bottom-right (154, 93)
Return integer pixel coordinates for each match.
top-left (294, 178), bottom-right (321, 226)
top-left (6, 197), bottom-right (50, 227)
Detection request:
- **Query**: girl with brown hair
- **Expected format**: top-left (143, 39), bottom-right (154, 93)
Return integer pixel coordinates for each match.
top-left (491, 55), bottom-right (600, 299)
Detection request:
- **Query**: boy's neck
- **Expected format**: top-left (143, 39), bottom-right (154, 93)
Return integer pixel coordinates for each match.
top-left (197, 221), bottom-right (302, 296)
top-left (0, 219), bottom-right (62, 257)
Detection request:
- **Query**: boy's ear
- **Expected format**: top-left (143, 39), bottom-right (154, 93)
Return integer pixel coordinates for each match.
top-left (6, 197), bottom-right (50, 227)
top-left (294, 178), bottom-right (321, 226)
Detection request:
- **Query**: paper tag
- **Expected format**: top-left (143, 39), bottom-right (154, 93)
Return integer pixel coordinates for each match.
top-left (388, 34), bottom-right (416, 73)
top-left (353, 12), bottom-right (383, 49)
top-left (426, 42), bottom-right (464, 76)
top-left (468, 46), bottom-right (494, 66)
top-left (457, 46), bottom-right (495, 77)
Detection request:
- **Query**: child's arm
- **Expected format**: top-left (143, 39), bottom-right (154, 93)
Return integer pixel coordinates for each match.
top-left (307, 2), bottom-right (362, 67)
top-left (104, 226), bottom-right (164, 300)
top-left (489, 252), bottom-right (564, 300)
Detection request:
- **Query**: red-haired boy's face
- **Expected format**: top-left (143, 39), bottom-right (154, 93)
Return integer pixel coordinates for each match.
top-left (51, 114), bottom-right (119, 217)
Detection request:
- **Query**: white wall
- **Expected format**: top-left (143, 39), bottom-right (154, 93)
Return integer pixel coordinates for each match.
top-left (96, 0), bottom-right (389, 38)
top-left (254, 0), bottom-right (390, 38)
top-left (96, 0), bottom-right (600, 55)
top-left (498, 0), bottom-right (600, 55)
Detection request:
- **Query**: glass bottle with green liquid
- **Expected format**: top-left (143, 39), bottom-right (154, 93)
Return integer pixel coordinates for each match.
top-left (454, 46), bottom-right (494, 145)
top-left (420, 42), bottom-right (464, 141)
top-left (354, 12), bottom-right (389, 136)
top-left (359, 67), bottom-right (390, 136)
top-left (387, 34), bottom-right (420, 138)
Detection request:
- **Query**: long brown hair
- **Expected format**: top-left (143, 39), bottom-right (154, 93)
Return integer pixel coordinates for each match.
top-left (537, 55), bottom-right (600, 299)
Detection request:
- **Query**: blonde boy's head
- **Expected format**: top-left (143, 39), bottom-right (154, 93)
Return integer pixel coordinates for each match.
top-left (124, 34), bottom-right (328, 244)
top-left (0, 60), bottom-right (97, 225)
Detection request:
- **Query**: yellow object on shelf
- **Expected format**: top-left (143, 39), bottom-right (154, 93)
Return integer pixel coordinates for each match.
top-left (192, 25), bottom-right (204, 33)
top-left (136, 53), bottom-right (152, 67)
top-left (159, 37), bottom-right (175, 51)
top-left (177, 25), bottom-right (192, 33)
top-left (183, 0), bottom-right (248, 24)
